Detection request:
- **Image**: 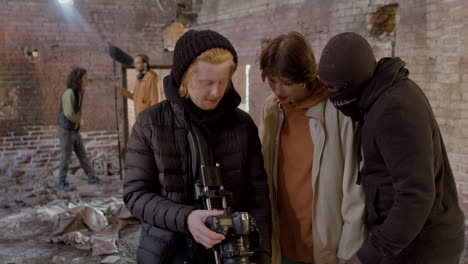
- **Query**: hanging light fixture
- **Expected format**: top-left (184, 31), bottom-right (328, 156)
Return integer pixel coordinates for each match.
top-left (58, 0), bottom-right (74, 5)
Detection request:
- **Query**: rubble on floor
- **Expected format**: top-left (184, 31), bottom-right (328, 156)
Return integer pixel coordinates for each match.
top-left (0, 154), bottom-right (140, 264)
top-left (50, 198), bottom-right (139, 256)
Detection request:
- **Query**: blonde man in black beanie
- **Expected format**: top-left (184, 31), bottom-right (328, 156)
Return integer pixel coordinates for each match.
top-left (123, 30), bottom-right (272, 264)
top-left (319, 32), bottom-right (464, 264)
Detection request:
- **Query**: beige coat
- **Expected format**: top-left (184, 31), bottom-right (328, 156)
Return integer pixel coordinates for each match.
top-left (122, 70), bottom-right (159, 117)
top-left (260, 95), bottom-right (367, 264)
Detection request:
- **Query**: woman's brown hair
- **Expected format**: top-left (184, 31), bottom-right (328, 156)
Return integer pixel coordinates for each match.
top-left (259, 32), bottom-right (320, 90)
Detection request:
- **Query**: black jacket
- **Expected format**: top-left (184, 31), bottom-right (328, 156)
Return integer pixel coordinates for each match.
top-left (356, 58), bottom-right (464, 263)
top-left (123, 82), bottom-right (272, 264)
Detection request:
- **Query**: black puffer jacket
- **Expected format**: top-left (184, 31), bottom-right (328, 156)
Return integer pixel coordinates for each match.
top-left (356, 58), bottom-right (465, 264)
top-left (123, 80), bottom-right (272, 264)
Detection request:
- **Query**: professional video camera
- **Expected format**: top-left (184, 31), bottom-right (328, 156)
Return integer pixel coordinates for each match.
top-left (187, 124), bottom-right (261, 264)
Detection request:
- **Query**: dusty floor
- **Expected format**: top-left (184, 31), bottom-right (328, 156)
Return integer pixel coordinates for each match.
top-left (0, 162), bottom-right (140, 264)
top-left (1, 162), bottom-right (467, 264)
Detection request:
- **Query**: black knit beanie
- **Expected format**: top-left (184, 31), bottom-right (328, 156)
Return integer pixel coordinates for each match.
top-left (168, 29), bottom-right (238, 89)
top-left (318, 32), bottom-right (376, 93)
top-left (318, 32), bottom-right (376, 119)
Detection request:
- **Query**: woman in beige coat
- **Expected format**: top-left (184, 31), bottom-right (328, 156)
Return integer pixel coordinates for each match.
top-left (259, 32), bottom-right (367, 264)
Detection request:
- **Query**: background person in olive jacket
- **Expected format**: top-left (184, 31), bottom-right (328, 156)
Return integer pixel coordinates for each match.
top-left (123, 30), bottom-right (272, 264)
top-left (318, 32), bottom-right (464, 264)
top-left (57, 67), bottom-right (101, 192)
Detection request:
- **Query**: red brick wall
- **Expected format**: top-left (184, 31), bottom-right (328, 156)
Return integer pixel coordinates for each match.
top-left (0, 0), bottom-right (175, 173)
top-left (0, 125), bottom-right (118, 175)
top-left (0, 0), bottom-right (174, 132)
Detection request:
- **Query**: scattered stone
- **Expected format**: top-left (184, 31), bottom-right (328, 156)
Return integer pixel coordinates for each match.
top-left (0, 169), bottom-right (133, 262)
top-left (101, 255), bottom-right (120, 264)
top-left (0, 203), bottom-right (11, 209)
top-left (12, 169), bottom-right (25, 178)
top-left (91, 238), bottom-right (118, 256)
top-left (38, 189), bottom-right (50, 196)
top-left (52, 255), bottom-right (67, 262)
top-left (47, 180), bottom-right (57, 189)
top-left (19, 193), bottom-right (49, 206)
top-left (15, 178), bottom-right (23, 185)
top-left (71, 257), bottom-right (82, 264)
top-left (92, 153), bottom-right (108, 176)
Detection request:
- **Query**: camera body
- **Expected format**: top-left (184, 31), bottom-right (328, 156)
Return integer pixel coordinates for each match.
top-left (194, 164), bottom-right (260, 264)
top-left (188, 125), bottom-right (261, 264)
top-left (206, 212), bottom-right (260, 264)
top-left (206, 212), bottom-right (251, 236)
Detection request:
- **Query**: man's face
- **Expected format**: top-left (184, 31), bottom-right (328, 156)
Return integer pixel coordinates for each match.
top-left (267, 76), bottom-right (308, 104)
top-left (134, 57), bottom-right (147, 72)
top-left (81, 73), bottom-right (89, 89)
top-left (187, 60), bottom-right (231, 111)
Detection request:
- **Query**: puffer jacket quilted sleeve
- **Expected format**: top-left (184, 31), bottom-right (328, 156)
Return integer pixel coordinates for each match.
top-left (123, 113), bottom-right (195, 235)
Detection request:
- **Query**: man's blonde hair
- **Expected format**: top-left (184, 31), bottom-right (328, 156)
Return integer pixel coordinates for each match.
top-left (179, 48), bottom-right (236, 98)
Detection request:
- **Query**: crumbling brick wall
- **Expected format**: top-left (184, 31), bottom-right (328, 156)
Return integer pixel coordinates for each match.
top-left (0, 125), bottom-right (118, 175)
top-left (0, 0), bottom-right (177, 174)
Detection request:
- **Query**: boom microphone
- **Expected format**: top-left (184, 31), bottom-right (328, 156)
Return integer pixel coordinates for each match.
top-left (107, 45), bottom-right (134, 68)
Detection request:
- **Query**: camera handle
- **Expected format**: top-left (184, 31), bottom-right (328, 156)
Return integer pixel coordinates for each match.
top-left (187, 123), bottom-right (227, 264)
top-left (187, 124), bottom-right (230, 211)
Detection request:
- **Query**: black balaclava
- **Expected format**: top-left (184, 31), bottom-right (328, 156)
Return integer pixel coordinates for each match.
top-left (318, 32), bottom-right (376, 119)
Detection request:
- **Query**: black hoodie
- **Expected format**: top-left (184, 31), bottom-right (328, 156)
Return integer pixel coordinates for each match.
top-left (356, 58), bottom-right (465, 263)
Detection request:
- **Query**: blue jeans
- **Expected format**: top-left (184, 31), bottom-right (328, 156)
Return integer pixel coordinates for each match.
top-left (281, 257), bottom-right (314, 264)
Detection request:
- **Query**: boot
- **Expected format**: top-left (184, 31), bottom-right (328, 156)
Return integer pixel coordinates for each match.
top-left (88, 176), bottom-right (101, 184)
top-left (58, 181), bottom-right (73, 192)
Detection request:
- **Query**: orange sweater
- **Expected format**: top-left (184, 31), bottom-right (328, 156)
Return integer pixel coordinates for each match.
top-left (277, 90), bottom-right (327, 262)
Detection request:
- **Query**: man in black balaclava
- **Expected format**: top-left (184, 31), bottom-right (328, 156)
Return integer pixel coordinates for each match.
top-left (319, 32), bottom-right (464, 264)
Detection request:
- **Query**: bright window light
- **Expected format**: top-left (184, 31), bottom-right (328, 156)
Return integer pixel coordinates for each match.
top-left (245, 64), bottom-right (250, 113)
top-left (58, 0), bottom-right (74, 5)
